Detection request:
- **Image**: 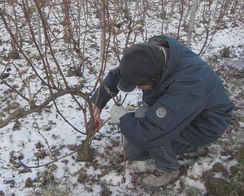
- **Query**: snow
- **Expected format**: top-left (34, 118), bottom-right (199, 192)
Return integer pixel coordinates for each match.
top-left (0, 1), bottom-right (244, 195)
top-left (184, 177), bottom-right (206, 193)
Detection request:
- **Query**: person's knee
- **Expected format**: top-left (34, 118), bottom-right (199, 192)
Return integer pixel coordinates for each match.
top-left (135, 105), bottom-right (151, 118)
top-left (124, 141), bottom-right (150, 161)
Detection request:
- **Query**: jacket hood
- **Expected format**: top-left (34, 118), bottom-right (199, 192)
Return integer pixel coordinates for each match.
top-left (158, 36), bottom-right (183, 81)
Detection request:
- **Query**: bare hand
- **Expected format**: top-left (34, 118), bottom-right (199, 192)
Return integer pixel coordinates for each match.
top-left (93, 105), bottom-right (103, 128)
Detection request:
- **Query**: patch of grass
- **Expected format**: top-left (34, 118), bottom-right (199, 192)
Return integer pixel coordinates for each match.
top-left (27, 188), bottom-right (72, 196)
top-left (223, 146), bottom-right (244, 196)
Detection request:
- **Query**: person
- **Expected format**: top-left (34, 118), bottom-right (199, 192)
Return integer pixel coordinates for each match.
top-left (91, 35), bottom-right (234, 189)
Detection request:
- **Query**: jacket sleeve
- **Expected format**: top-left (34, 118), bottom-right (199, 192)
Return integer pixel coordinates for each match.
top-left (91, 67), bottom-right (120, 109)
top-left (120, 79), bottom-right (205, 149)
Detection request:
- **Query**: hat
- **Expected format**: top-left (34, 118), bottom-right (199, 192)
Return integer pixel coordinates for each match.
top-left (118, 43), bottom-right (166, 92)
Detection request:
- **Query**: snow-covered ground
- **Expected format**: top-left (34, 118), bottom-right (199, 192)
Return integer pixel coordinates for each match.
top-left (0, 1), bottom-right (243, 195)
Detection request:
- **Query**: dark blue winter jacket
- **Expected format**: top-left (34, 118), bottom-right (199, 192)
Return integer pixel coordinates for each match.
top-left (91, 36), bottom-right (234, 149)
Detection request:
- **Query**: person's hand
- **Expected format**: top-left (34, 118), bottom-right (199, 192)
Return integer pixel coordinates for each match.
top-left (110, 104), bottom-right (128, 124)
top-left (93, 105), bottom-right (103, 128)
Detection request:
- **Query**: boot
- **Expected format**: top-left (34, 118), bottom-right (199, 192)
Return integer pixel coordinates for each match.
top-left (142, 169), bottom-right (179, 189)
top-left (127, 159), bottom-right (156, 172)
top-left (187, 146), bottom-right (208, 158)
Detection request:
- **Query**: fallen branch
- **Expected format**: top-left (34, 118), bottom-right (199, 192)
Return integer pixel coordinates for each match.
top-left (18, 150), bottom-right (77, 169)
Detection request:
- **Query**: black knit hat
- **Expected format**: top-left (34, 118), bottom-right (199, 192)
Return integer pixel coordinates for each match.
top-left (118, 43), bottom-right (166, 92)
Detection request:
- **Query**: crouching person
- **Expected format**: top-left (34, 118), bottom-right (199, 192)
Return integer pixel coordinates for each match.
top-left (91, 35), bottom-right (234, 189)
